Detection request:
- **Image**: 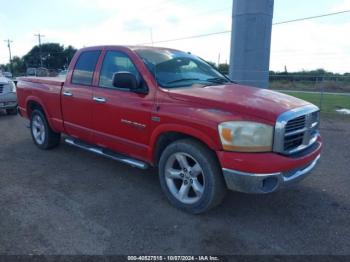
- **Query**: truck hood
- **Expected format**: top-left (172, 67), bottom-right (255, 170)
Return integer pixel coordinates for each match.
top-left (166, 84), bottom-right (310, 122)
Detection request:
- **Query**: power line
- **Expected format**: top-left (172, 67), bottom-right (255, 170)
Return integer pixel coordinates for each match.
top-left (273, 9), bottom-right (350, 25)
top-left (139, 9), bottom-right (350, 45)
top-left (140, 5), bottom-right (231, 42)
top-left (139, 30), bottom-right (231, 45)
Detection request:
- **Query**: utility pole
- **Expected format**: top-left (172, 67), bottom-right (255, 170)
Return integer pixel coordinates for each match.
top-left (217, 52), bottom-right (221, 68)
top-left (34, 33), bottom-right (45, 68)
top-left (229, 0), bottom-right (274, 88)
top-left (150, 28), bottom-right (154, 46)
top-left (4, 39), bottom-right (13, 74)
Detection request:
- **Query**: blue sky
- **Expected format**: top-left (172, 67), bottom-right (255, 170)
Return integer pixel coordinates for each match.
top-left (0, 0), bottom-right (349, 72)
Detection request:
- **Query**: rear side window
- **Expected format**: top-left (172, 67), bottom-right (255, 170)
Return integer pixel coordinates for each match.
top-left (71, 50), bottom-right (101, 85)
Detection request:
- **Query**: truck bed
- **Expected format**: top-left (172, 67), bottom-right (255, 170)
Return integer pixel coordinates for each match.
top-left (17, 76), bottom-right (66, 133)
top-left (18, 76), bottom-right (65, 87)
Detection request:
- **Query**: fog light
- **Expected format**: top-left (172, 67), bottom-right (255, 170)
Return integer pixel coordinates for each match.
top-left (261, 177), bottom-right (278, 193)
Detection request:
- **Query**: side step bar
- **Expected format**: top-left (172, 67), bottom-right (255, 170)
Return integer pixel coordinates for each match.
top-left (64, 138), bottom-right (149, 170)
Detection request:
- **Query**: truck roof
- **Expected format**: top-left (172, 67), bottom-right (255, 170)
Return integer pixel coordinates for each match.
top-left (78, 45), bottom-right (181, 53)
top-left (18, 45), bottom-right (183, 86)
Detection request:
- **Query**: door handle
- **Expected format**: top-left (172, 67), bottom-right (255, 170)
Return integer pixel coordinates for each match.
top-left (63, 91), bottom-right (73, 97)
top-left (93, 97), bottom-right (107, 103)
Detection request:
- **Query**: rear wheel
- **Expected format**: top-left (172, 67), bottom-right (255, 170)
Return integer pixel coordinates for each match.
top-left (159, 139), bottom-right (227, 214)
top-left (6, 108), bottom-right (17, 115)
top-left (30, 109), bottom-right (61, 149)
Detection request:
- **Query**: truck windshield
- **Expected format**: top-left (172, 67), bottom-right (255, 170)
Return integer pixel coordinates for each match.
top-left (135, 48), bottom-right (231, 88)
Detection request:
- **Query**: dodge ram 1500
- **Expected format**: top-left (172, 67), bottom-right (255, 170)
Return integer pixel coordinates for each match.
top-left (17, 46), bottom-right (322, 213)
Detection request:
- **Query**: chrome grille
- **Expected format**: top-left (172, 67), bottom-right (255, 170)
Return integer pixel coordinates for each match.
top-left (285, 115), bottom-right (306, 133)
top-left (284, 133), bottom-right (304, 151)
top-left (0, 84), bottom-right (4, 93)
top-left (274, 105), bottom-right (320, 155)
top-left (284, 115), bottom-right (306, 151)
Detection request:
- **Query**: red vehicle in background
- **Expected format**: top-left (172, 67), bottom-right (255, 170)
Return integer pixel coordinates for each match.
top-left (16, 46), bottom-right (322, 213)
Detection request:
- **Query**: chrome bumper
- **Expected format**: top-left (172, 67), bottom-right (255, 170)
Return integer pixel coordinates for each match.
top-left (0, 101), bottom-right (17, 109)
top-left (0, 92), bottom-right (17, 109)
top-left (222, 155), bottom-right (321, 194)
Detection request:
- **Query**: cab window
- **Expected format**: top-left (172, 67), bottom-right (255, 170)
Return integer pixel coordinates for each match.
top-left (71, 50), bottom-right (101, 85)
top-left (99, 51), bottom-right (140, 89)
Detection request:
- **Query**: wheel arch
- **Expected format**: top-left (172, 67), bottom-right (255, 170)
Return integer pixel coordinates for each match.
top-left (27, 99), bottom-right (45, 116)
top-left (26, 98), bottom-right (58, 132)
top-left (150, 124), bottom-right (220, 167)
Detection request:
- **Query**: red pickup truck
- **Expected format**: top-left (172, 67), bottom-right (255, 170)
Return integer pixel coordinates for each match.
top-left (17, 46), bottom-right (322, 213)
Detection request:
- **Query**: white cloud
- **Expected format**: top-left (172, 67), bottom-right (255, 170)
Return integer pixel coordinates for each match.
top-left (270, 20), bottom-right (350, 73)
top-left (331, 0), bottom-right (350, 11)
top-left (15, 0), bottom-right (232, 65)
top-left (1, 0), bottom-right (349, 73)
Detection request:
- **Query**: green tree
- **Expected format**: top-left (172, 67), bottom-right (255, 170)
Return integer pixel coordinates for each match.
top-left (23, 43), bottom-right (77, 70)
top-left (12, 56), bottom-right (26, 76)
top-left (218, 63), bottom-right (229, 75)
top-left (0, 56), bottom-right (25, 76)
top-left (62, 45), bottom-right (77, 69)
top-left (0, 64), bottom-right (9, 72)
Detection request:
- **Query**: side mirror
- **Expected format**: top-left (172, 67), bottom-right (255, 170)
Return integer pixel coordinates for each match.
top-left (112, 71), bottom-right (139, 90)
top-left (112, 71), bottom-right (148, 94)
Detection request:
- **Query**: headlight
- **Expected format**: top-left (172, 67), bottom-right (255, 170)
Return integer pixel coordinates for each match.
top-left (218, 121), bottom-right (273, 152)
top-left (9, 81), bottom-right (16, 93)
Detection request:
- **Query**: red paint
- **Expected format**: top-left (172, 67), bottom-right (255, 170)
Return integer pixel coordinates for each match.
top-left (16, 45), bottom-right (321, 170)
top-left (217, 140), bottom-right (322, 174)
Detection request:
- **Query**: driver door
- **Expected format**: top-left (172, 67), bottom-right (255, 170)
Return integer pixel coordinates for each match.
top-left (91, 49), bottom-right (154, 160)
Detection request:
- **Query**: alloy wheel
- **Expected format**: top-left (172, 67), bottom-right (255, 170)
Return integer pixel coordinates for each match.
top-left (164, 152), bottom-right (205, 204)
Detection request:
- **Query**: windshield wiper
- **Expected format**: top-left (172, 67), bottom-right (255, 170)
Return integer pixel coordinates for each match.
top-left (166, 78), bottom-right (200, 84)
top-left (205, 77), bottom-right (231, 84)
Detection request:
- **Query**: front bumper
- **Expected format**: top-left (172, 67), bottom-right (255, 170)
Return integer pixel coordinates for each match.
top-left (222, 154), bottom-right (320, 193)
top-left (0, 92), bottom-right (17, 109)
top-left (0, 101), bottom-right (17, 109)
top-left (217, 138), bottom-right (322, 194)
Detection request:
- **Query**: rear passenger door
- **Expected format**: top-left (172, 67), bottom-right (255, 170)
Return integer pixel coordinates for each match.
top-left (62, 50), bottom-right (101, 143)
top-left (91, 49), bottom-right (154, 161)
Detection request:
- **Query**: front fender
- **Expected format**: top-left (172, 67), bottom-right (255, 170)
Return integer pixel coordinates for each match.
top-left (147, 123), bottom-right (220, 164)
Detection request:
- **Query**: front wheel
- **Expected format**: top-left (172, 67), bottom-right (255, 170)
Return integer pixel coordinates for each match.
top-left (158, 139), bottom-right (227, 214)
top-left (30, 109), bottom-right (61, 149)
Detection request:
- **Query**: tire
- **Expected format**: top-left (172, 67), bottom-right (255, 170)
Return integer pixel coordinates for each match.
top-left (6, 108), bottom-right (17, 115)
top-left (158, 138), bottom-right (227, 214)
top-left (30, 109), bottom-right (61, 149)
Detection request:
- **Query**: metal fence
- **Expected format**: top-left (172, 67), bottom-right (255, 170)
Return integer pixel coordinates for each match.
top-left (269, 75), bottom-right (350, 116)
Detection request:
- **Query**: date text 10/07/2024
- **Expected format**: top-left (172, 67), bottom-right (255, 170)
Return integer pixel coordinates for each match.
top-left (127, 256), bottom-right (220, 261)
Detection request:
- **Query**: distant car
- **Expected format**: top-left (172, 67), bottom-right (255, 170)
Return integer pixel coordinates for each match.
top-left (26, 67), bottom-right (50, 77)
top-left (26, 68), bottom-right (37, 76)
top-left (36, 67), bottom-right (49, 77)
top-left (2, 71), bottom-right (13, 79)
top-left (58, 70), bottom-right (68, 77)
top-left (0, 76), bottom-right (17, 115)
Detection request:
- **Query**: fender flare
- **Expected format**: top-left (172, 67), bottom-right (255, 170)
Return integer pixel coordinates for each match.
top-left (148, 123), bottom-right (220, 163)
top-left (25, 96), bottom-right (58, 132)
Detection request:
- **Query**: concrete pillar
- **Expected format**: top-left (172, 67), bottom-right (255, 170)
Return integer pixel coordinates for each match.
top-left (229, 0), bottom-right (274, 88)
